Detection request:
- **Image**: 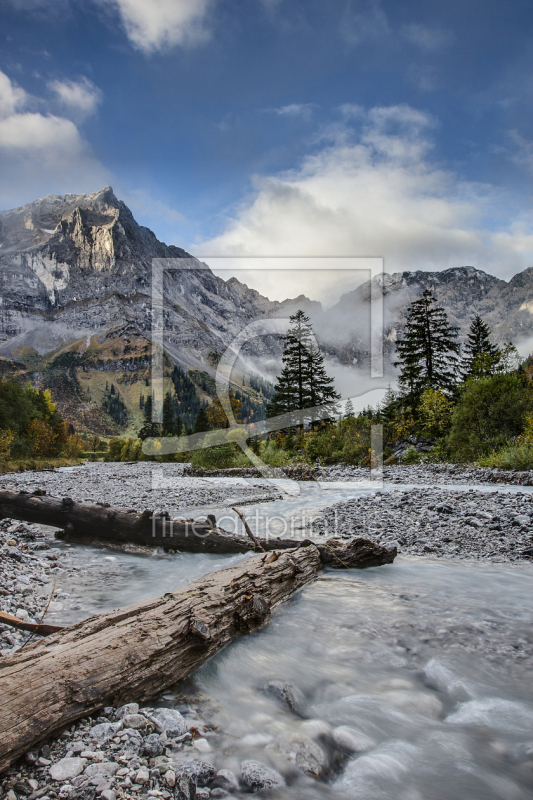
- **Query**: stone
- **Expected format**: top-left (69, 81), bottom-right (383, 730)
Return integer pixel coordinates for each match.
top-left (89, 722), bottom-right (121, 740)
top-left (213, 769), bottom-right (239, 792)
top-left (240, 760), bottom-right (285, 792)
top-left (50, 757), bottom-right (87, 781)
top-left (263, 680), bottom-right (303, 713)
top-left (143, 732), bottom-right (164, 757)
top-left (175, 760), bottom-right (216, 787)
top-left (121, 713), bottom-right (150, 730)
top-left (192, 738), bottom-right (211, 753)
top-left (101, 792), bottom-right (116, 800)
top-left (115, 702), bottom-right (139, 719)
top-left (84, 761), bottom-right (120, 778)
top-left (151, 708), bottom-right (187, 737)
top-left (332, 726), bottom-right (376, 753)
top-left (173, 774), bottom-right (197, 799)
top-left (279, 734), bottom-right (328, 778)
top-left (135, 767), bottom-right (150, 784)
top-left (195, 791), bottom-right (210, 800)
top-left (164, 769), bottom-right (176, 788)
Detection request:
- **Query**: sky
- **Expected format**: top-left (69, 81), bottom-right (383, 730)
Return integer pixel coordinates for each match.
top-left (1, 0), bottom-right (533, 301)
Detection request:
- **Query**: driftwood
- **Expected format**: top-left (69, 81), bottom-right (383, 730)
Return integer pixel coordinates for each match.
top-left (0, 610), bottom-right (63, 637)
top-left (0, 489), bottom-right (396, 568)
top-left (0, 544), bottom-right (322, 773)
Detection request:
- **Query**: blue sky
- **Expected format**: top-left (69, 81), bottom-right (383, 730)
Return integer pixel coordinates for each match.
top-left (1, 0), bottom-right (533, 298)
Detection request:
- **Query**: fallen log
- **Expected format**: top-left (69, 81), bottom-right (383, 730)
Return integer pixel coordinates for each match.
top-left (0, 543), bottom-right (321, 773)
top-left (0, 489), bottom-right (396, 568)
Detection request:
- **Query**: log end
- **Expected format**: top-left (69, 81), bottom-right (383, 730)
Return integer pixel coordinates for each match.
top-left (317, 538), bottom-right (397, 569)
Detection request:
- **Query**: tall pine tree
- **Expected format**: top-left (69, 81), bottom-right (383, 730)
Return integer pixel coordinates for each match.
top-left (162, 391), bottom-right (175, 436)
top-left (394, 289), bottom-right (460, 401)
top-left (460, 315), bottom-right (500, 380)
top-left (267, 310), bottom-right (340, 424)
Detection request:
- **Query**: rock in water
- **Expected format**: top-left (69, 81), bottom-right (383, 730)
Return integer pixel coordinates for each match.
top-left (240, 760), bottom-right (285, 792)
top-left (174, 774), bottom-right (196, 799)
top-left (175, 760), bottom-right (216, 787)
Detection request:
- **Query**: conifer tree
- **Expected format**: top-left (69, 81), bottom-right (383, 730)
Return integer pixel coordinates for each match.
top-left (162, 391), bottom-right (174, 436)
top-left (138, 394), bottom-right (161, 440)
top-left (460, 315), bottom-right (500, 380)
top-left (193, 406), bottom-right (210, 434)
top-left (394, 289), bottom-right (460, 401)
top-left (267, 310), bottom-right (340, 424)
top-left (343, 398), bottom-right (355, 418)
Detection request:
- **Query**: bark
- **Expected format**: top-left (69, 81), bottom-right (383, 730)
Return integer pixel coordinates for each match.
top-left (0, 489), bottom-right (396, 568)
top-left (0, 545), bottom-right (321, 774)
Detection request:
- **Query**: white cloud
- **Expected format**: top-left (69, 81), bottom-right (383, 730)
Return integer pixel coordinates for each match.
top-left (199, 104), bottom-right (533, 299)
top-left (100, 0), bottom-right (213, 53)
top-left (0, 71), bottom-right (28, 119)
top-left (263, 103), bottom-right (317, 121)
top-left (0, 71), bottom-right (110, 209)
top-left (48, 77), bottom-right (102, 120)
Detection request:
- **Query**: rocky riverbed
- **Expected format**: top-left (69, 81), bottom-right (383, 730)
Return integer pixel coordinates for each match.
top-left (0, 463), bottom-right (282, 517)
top-left (2, 463), bottom-right (533, 800)
top-left (307, 486), bottom-right (533, 562)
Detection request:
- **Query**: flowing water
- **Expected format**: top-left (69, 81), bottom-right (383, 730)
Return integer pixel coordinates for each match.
top-left (44, 480), bottom-right (533, 799)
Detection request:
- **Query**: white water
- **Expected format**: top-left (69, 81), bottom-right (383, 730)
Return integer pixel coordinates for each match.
top-left (44, 481), bottom-right (533, 799)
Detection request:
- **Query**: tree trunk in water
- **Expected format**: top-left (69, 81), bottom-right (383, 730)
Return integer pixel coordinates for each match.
top-left (0, 545), bottom-right (321, 774)
top-left (0, 489), bottom-right (397, 568)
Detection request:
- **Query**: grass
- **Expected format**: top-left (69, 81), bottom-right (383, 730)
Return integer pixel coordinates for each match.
top-left (0, 457), bottom-right (85, 474)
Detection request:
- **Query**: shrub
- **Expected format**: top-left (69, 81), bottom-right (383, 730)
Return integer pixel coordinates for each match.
top-left (446, 373), bottom-right (533, 461)
top-left (401, 445), bottom-right (420, 464)
top-left (478, 442), bottom-right (533, 471)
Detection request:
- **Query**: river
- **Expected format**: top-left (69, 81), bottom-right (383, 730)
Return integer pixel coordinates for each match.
top-left (42, 478), bottom-right (533, 799)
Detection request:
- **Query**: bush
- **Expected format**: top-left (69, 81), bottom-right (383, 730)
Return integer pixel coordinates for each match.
top-left (401, 445), bottom-right (420, 464)
top-left (446, 373), bottom-right (533, 461)
top-left (478, 442), bottom-right (533, 471)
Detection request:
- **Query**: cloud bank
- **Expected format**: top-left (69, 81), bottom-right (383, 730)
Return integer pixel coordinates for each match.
top-left (200, 104), bottom-right (533, 298)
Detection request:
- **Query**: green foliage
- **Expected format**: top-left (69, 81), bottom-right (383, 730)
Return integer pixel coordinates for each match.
top-left (401, 445), bottom-right (421, 464)
top-left (267, 310), bottom-right (340, 423)
top-left (418, 388), bottom-right (454, 438)
top-left (478, 442), bottom-right (533, 470)
top-left (446, 372), bottom-right (533, 461)
top-left (102, 383), bottom-right (128, 427)
top-left (394, 289), bottom-right (460, 400)
top-left (460, 315), bottom-right (501, 380)
top-left (0, 379), bottom-right (67, 458)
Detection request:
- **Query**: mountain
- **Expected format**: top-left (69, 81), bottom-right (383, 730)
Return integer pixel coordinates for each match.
top-left (317, 266), bottom-right (533, 369)
top-left (0, 187), bottom-right (319, 433)
top-left (1, 187), bottom-right (532, 432)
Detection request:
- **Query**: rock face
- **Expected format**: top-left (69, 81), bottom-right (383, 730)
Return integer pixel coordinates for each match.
top-left (0, 187), bottom-right (316, 373)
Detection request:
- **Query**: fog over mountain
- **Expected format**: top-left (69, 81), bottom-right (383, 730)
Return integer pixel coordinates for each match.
top-left (1, 187), bottom-right (532, 409)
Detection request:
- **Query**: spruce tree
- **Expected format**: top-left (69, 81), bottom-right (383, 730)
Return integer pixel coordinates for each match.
top-left (394, 289), bottom-right (460, 400)
top-left (344, 398), bottom-right (355, 418)
top-left (460, 315), bottom-right (500, 380)
top-left (193, 406), bottom-right (210, 434)
top-left (267, 310), bottom-right (340, 424)
top-left (138, 394), bottom-right (161, 441)
top-left (162, 391), bottom-right (175, 436)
